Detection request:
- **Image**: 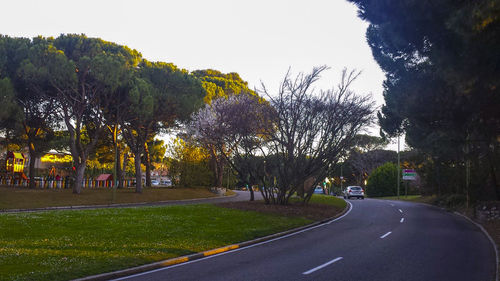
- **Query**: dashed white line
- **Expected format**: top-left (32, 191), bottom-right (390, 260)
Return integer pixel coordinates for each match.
top-left (303, 257), bottom-right (343, 275)
top-left (380, 231), bottom-right (392, 239)
top-left (390, 203), bottom-right (395, 207)
top-left (400, 218), bottom-right (405, 223)
top-left (398, 209), bottom-right (403, 213)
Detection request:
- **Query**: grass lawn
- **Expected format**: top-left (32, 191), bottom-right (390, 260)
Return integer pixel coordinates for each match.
top-left (0, 204), bottom-right (313, 281)
top-left (0, 187), bottom-right (218, 210)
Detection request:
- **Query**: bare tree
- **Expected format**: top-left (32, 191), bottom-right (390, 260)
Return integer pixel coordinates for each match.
top-left (259, 66), bottom-right (374, 204)
top-left (189, 94), bottom-right (276, 195)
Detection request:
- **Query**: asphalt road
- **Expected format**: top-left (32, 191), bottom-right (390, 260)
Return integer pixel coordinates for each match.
top-left (115, 198), bottom-right (496, 281)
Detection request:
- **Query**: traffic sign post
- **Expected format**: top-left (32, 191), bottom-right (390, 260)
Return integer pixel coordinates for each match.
top-left (402, 169), bottom-right (417, 180)
top-left (402, 169), bottom-right (417, 197)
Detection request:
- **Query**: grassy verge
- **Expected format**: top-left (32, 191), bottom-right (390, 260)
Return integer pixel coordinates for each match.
top-left (308, 194), bottom-right (348, 208)
top-left (0, 187), bottom-right (218, 210)
top-left (0, 204), bottom-right (312, 281)
top-left (371, 195), bottom-right (435, 204)
top-left (219, 195), bottom-right (347, 221)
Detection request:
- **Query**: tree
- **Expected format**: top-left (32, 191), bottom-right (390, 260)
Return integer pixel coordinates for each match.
top-left (189, 93), bottom-right (276, 200)
top-left (348, 0), bottom-right (500, 200)
top-left (192, 69), bottom-right (253, 103)
top-left (169, 137), bottom-right (212, 187)
top-left (142, 138), bottom-right (167, 183)
top-left (0, 36), bottom-right (66, 188)
top-left (258, 66), bottom-right (374, 204)
top-left (0, 36), bottom-right (26, 128)
top-left (122, 61), bottom-right (205, 193)
top-left (48, 34), bottom-right (141, 194)
top-left (347, 149), bottom-right (397, 186)
top-left (366, 162), bottom-right (401, 197)
top-left (14, 37), bottom-right (67, 188)
top-left (189, 70), bottom-right (261, 191)
top-left (0, 78), bottom-right (22, 137)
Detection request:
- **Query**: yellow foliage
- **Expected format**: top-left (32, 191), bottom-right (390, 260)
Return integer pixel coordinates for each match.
top-left (171, 138), bottom-right (209, 162)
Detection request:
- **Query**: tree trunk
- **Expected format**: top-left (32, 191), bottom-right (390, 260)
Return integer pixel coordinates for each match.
top-left (28, 146), bottom-right (36, 189)
top-left (73, 164), bottom-right (86, 194)
top-left (134, 151), bottom-right (143, 193)
top-left (249, 184), bottom-right (254, 201)
top-left (116, 145), bottom-right (123, 188)
top-left (216, 157), bottom-right (224, 188)
top-left (121, 152), bottom-right (129, 187)
top-left (145, 144), bottom-right (151, 187)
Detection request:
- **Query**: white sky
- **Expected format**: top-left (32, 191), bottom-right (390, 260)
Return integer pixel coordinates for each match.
top-left (1, 0), bottom-right (404, 149)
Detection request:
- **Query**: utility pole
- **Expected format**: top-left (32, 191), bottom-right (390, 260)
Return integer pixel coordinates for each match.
top-left (397, 134), bottom-right (400, 199)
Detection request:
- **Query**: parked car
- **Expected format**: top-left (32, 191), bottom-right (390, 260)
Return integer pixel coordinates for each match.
top-left (313, 186), bottom-right (324, 194)
top-left (343, 186), bottom-right (364, 199)
top-left (151, 180), bottom-right (160, 186)
top-left (161, 179), bottom-right (172, 186)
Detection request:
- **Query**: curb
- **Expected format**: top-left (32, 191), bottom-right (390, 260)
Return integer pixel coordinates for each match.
top-left (0, 193), bottom-right (238, 214)
top-left (73, 200), bottom-right (351, 281)
top-left (454, 211), bottom-right (499, 281)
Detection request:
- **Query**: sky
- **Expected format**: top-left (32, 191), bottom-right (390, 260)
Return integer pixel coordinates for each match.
top-left (0, 0), bottom-right (402, 149)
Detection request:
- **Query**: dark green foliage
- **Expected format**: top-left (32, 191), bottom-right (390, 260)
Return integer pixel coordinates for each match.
top-left (171, 159), bottom-right (213, 187)
top-left (431, 194), bottom-right (468, 210)
top-left (0, 77), bottom-right (21, 129)
top-left (366, 162), bottom-right (401, 197)
top-left (348, 0), bottom-right (500, 200)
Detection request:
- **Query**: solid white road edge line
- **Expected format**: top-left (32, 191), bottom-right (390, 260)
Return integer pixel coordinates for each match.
top-left (399, 209), bottom-right (403, 213)
top-left (380, 231), bottom-right (392, 239)
top-left (303, 257), bottom-right (343, 275)
top-left (112, 201), bottom-right (354, 281)
top-left (400, 218), bottom-right (404, 223)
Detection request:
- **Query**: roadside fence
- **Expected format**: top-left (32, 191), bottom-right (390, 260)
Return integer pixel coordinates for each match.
top-left (0, 177), bottom-right (136, 189)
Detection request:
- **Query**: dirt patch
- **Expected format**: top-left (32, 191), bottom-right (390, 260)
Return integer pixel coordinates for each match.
top-left (216, 200), bottom-right (344, 221)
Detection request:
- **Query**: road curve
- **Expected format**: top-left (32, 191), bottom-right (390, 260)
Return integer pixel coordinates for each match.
top-left (115, 198), bottom-right (495, 281)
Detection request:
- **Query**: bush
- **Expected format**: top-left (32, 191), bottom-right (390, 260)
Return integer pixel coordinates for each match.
top-left (366, 162), bottom-right (401, 197)
top-left (432, 194), bottom-right (467, 209)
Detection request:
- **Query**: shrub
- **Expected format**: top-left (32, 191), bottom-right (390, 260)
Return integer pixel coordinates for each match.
top-left (366, 162), bottom-right (401, 197)
top-left (432, 194), bottom-right (467, 209)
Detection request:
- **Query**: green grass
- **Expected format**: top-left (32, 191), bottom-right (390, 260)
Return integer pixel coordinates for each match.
top-left (0, 187), bottom-right (218, 210)
top-left (0, 204), bottom-right (311, 281)
top-left (372, 195), bottom-right (434, 203)
top-left (308, 194), bottom-right (347, 208)
top-left (289, 194), bottom-right (347, 208)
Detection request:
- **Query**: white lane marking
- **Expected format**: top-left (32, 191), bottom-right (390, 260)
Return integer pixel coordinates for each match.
top-left (380, 231), bottom-right (392, 239)
top-left (390, 204), bottom-right (395, 207)
top-left (398, 209), bottom-right (403, 213)
top-left (303, 257), bottom-right (343, 275)
top-left (400, 218), bottom-right (404, 223)
top-left (112, 202), bottom-right (354, 280)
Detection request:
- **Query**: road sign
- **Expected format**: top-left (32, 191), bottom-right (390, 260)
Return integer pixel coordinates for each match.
top-left (403, 169), bottom-right (417, 180)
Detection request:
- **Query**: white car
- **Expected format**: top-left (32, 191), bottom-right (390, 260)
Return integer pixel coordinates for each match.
top-left (161, 179), bottom-right (172, 186)
top-left (343, 186), bottom-right (365, 199)
top-left (151, 180), bottom-right (160, 186)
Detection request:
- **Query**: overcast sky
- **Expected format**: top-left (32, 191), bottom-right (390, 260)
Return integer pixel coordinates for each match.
top-left (1, 0), bottom-right (402, 148)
